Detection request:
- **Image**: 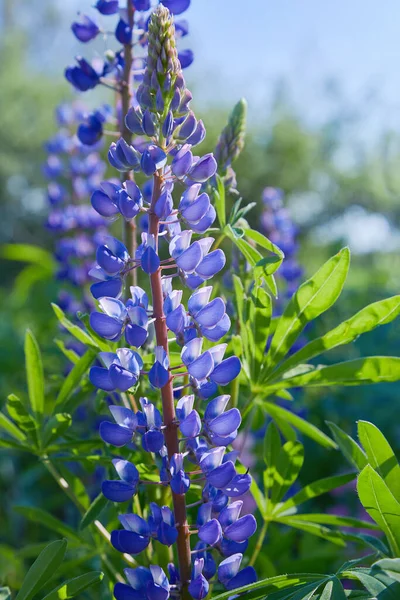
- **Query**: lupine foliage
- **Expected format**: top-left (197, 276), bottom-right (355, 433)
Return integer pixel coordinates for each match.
top-left (2, 2), bottom-right (400, 600)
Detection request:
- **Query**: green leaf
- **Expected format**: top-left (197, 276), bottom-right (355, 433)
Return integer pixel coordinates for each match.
top-left (264, 421), bottom-right (282, 467)
top-left (264, 248), bottom-right (350, 375)
top-left (275, 516), bottom-right (346, 547)
top-left (15, 539), bottom-right (67, 600)
top-left (268, 357), bottom-right (400, 390)
top-left (14, 506), bottom-right (82, 543)
top-left (80, 493), bottom-right (108, 530)
top-left (54, 339), bottom-right (80, 365)
top-left (208, 574), bottom-right (326, 600)
top-left (251, 478), bottom-right (267, 518)
top-left (264, 402), bottom-right (336, 449)
top-left (1, 244), bottom-right (55, 269)
top-left (319, 577), bottom-right (347, 600)
top-left (55, 349), bottom-right (97, 409)
top-left (40, 571), bottom-right (104, 600)
top-left (214, 174), bottom-right (226, 228)
top-left (283, 513), bottom-right (379, 530)
top-left (0, 412), bottom-right (27, 442)
top-left (271, 441), bottom-right (304, 504)
top-left (276, 473), bottom-right (357, 514)
top-left (249, 284), bottom-right (272, 378)
top-left (358, 420), bottom-right (400, 502)
top-left (6, 394), bottom-right (39, 447)
top-left (326, 422), bottom-right (368, 471)
top-left (51, 304), bottom-right (100, 350)
top-left (271, 295), bottom-right (400, 381)
top-left (42, 414), bottom-right (72, 447)
top-left (357, 464), bottom-right (400, 556)
top-left (243, 227), bottom-right (284, 259)
top-left (25, 330), bottom-right (45, 418)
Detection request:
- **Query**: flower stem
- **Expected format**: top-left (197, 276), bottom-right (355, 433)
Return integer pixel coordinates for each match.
top-left (149, 172), bottom-right (192, 599)
top-left (249, 519), bottom-right (268, 566)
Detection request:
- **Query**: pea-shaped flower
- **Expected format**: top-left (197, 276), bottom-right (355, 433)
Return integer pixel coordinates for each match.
top-left (176, 395), bottom-right (201, 438)
top-left (100, 405), bottom-right (138, 447)
top-left (111, 514), bottom-right (151, 555)
top-left (169, 453), bottom-right (190, 495)
top-left (136, 233), bottom-right (160, 274)
top-left (114, 565), bottom-right (170, 600)
top-left (71, 14), bottom-right (100, 43)
top-left (188, 287), bottom-right (231, 342)
top-left (96, 236), bottom-right (130, 276)
top-left (218, 553), bottom-right (257, 591)
top-left (102, 458), bottom-right (140, 502)
top-left (89, 349), bottom-right (142, 392)
top-left (138, 398), bottom-right (164, 453)
top-left (203, 395), bottom-right (241, 445)
top-left (108, 138), bottom-right (141, 172)
top-left (188, 558), bottom-right (209, 600)
top-left (149, 346), bottom-right (170, 388)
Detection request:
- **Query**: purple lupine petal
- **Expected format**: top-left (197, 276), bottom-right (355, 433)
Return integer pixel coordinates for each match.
top-left (226, 566), bottom-right (257, 591)
top-left (90, 312), bottom-right (122, 340)
top-left (218, 554), bottom-right (243, 586)
top-left (113, 459), bottom-right (139, 484)
top-left (89, 366), bottom-right (114, 391)
top-left (176, 241), bottom-right (203, 273)
top-left (198, 519), bottom-right (222, 546)
top-left (199, 447), bottom-right (225, 474)
top-left (102, 480), bottom-right (135, 502)
top-left (188, 286), bottom-right (213, 316)
top-left (91, 189), bottom-right (119, 217)
top-left (207, 461), bottom-right (236, 489)
top-left (99, 297), bottom-right (127, 319)
top-left (180, 410), bottom-right (201, 438)
top-left (196, 297), bottom-right (225, 328)
top-left (161, 0), bottom-right (190, 15)
top-left (197, 502), bottom-right (213, 526)
top-left (141, 246), bottom-right (160, 274)
top-left (113, 583), bottom-right (137, 600)
top-left (210, 356), bottom-right (241, 386)
top-left (110, 405), bottom-right (137, 429)
top-left (191, 204), bottom-right (216, 234)
top-left (220, 538), bottom-right (249, 557)
top-left (188, 351), bottom-right (214, 380)
top-left (196, 249), bottom-right (226, 279)
top-left (109, 364), bottom-right (138, 391)
top-left (125, 323), bottom-right (148, 348)
top-left (181, 192), bottom-right (210, 224)
top-left (166, 304), bottom-right (186, 334)
top-left (100, 422), bottom-right (133, 446)
top-left (157, 520), bottom-right (178, 546)
top-left (188, 575), bottom-right (209, 600)
top-left (71, 14), bottom-right (100, 43)
top-left (172, 145), bottom-right (193, 177)
top-left (218, 501), bottom-right (243, 529)
top-left (204, 395), bottom-right (230, 421)
top-left (124, 567), bottom-right (153, 590)
top-left (91, 278), bottom-right (122, 299)
top-left (149, 361), bottom-right (170, 388)
top-left (111, 530), bottom-right (150, 554)
top-left (188, 154), bottom-right (217, 183)
top-left (170, 470), bottom-right (190, 495)
top-left (208, 408), bottom-right (241, 436)
top-left (186, 120), bottom-right (206, 146)
top-left (95, 0), bottom-right (119, 15)
top-left (224, 514), bottom-right (257, 543)
top-left (142, 430), bottom-right (165, 453)
top-left (222, 473), bottom-right (252, 497)
top-left (182, 337), bottom-right (203, 364)
top-left (178, 49), bottom-right (194, 69)
top-left (202, 313), bottom-right (231, 342)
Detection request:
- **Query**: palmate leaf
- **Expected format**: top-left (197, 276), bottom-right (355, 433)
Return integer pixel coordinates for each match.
top-left (51, 303), bottom-right (102, 351)
top-left (270, 295), bottom-right (400, 382)
top-left (79, 492), bottom-right (109, 530)
top-left (267, 357), bottom-right (400, 390)
top-left (264, 402), bottom-right (337, 449)
top-left (319, 578), bottom-right (347, 600)
top-left (6, 394), bottom-right (39, 447)
top-left (357, 420), bottom-right (400, 502)
top-left (209, 574), bottom-right (327, 600)
top-left (42, 413), bottom-right (72, 447)
top-left (275, 516), bottom-right (347, 547)
top-left (249, 284), bottom-right (272, 378)
top-left (15, 539), bottom-right (67, 600)
top-left (357, 465), bottom-right (400, 556)
top-left (262, 247), bottom-right (350, 378)
top-left (25, 330), bottom-right (45, 419)
top-left (275, 472), bottom-right (356, 514)
top-left (326, 422), bottom-right (368, 471)
top-left (0, 412), bottom-right (27, 442)
top-left (270, 441), bottom-right (304, 504)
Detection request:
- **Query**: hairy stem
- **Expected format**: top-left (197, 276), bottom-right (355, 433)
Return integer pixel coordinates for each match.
top-left (149, 173), bottom-right (192, 599)
top-left (121, 0), bottom-right (137, 293)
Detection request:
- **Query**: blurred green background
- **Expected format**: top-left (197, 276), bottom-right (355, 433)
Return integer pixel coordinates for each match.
top-left (2, 0), bottom-right (400, 586)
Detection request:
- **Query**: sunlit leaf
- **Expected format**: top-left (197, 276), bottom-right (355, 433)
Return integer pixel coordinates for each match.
top-left (25, 330), bottom-right (45, 419)
top-left (15, 539), bottom-right (67, 600)
top-left (41, 571), bottom-right (103, 600)
top-left (326, 422), bottom-right (368, 471)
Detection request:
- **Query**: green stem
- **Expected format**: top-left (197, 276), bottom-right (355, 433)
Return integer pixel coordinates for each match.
top-left (249, 519), bottom-right (268, 567)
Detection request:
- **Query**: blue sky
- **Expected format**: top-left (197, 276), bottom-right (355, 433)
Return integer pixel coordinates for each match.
top-left (59, 0), bottom-right (400, 131)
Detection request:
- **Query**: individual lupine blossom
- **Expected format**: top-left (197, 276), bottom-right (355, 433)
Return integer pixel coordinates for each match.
top-left (261, 187), bottom-right (303, 308)
top-left (44, 102), bottom-right (110, 317)
top-left (66, 0), bottom-right (193, 148)
top-left (213, 98), bottom-right (247, 193)
top-left (87, 6), bottom-right (256, 599)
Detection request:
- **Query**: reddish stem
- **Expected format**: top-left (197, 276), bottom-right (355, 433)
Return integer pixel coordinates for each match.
top-left (149, 173), bottom-right (192, 599)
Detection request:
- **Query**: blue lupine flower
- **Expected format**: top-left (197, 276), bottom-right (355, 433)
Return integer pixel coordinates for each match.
top-left (102, 458), bottom-right (140, 502)
top-left (96, 236), bottom-right (130, 275)
top-left (77, 111), bottom-right (104, 146)
top-left (161, 0), bottom-right (191, 15)
top-left (203, 395), bottom-right (241, 446)
top-left (112, 514), bottom-right (151, 554)
top-left (187, 154), bottom-right (217, 183)
top-left (140, 144), bottom-right (168, 175)
top-left (115, 566), bottom-right (170, 600)
top-left (108, 139), bottom-right (141, 171)
top-left (89, 265), bottom-right (122, 299)
top-left (71, 14), bottom-right (100, 43)
top-left (188, 558), bottom-right (209, 600)
top-left (136, 233), bottom-right (160, 274)
top-left (90, 349), bottom-right (142, 392)
top-left (95, 0), bottom-right (119, 14)
top-left (169, 453), bottom-right (190, 494)
top-left (176, 395), bottom-right (201, 438)
top-left (148, 503), bottom-right (178, 545)
top-left (115, 18), bottom-right (132, 45)
top-left (138, 398), bottom-right (164, 452)
top-left (100, 405), bottom-right (138, 446)
top-left (218, 553), bottom-right (257, 591)
top-left (65, 57), bottom-right (100, 91)
top-left (149, 346), bottom-right (170, 388)
top-left (193, 542), bottom-right (216, 580)
top-left (178, 49), bottom-right (194, 69)
top-left (133, 0), bottom-right (151, 10)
